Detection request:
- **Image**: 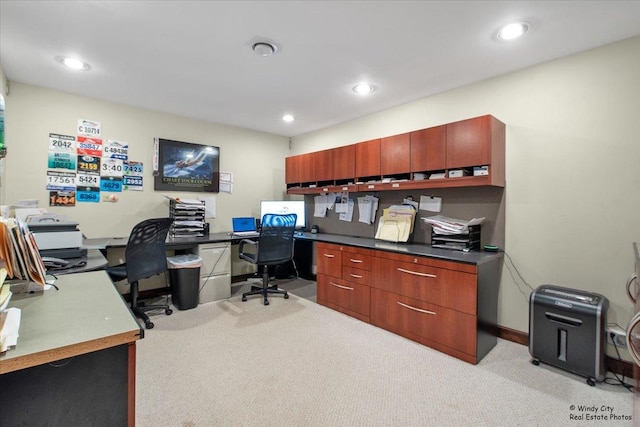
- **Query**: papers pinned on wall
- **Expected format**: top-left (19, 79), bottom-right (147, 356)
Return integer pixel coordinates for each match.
top-left (419, 195), bottom-right (442, 213)
top-left (339, 199), bottom-right (354, 222)
top-left (314, 194), bottom-right (329, 217)
top-left (374, 205), bottom-right (416, 243)
top-left (357, 195), bottom-right (379, 224)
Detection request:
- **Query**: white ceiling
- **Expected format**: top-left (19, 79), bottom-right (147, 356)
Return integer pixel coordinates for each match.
top-left (1, 1), bottom-right (640, 137)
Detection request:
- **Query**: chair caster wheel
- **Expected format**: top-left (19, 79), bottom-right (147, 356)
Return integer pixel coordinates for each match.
top-left (531, 359), bottom-right (539, 366)
top-left (146, 321), bottom-right (154, 329)
top-left (242, 296), bottom-right (247, 302)
top-left (587, 378), bottom-right (595, 387)
top-left (284, 293), bottom-right (289, 299)
top-left (165, 308), bottom-right (173, 315)
top-left (264, 299), bottom-right (269, 305)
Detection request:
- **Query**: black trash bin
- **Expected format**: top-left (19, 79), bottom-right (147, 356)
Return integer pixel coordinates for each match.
top-left (167, 254), bottom-right (202, 310)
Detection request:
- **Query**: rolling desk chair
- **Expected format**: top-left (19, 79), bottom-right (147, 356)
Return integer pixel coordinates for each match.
top-left (239, 213), bottom-right (297, 305)
top-left (107, 217), bottom-right (173, 329)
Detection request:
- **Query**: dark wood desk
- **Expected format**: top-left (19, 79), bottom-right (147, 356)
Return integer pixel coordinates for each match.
top-left (0, 271), bottom-right (142, 426)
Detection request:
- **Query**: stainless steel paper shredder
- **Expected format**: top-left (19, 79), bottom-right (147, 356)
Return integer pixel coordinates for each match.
top-left (529, 284), bottom-right (609, 386)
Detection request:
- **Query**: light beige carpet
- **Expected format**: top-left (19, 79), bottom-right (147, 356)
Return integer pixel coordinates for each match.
top-left (136, 284), bottom-right (635, 426)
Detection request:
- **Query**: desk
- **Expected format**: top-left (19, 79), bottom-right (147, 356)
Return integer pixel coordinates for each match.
top-left (0, 271), bottom-right (142, 426)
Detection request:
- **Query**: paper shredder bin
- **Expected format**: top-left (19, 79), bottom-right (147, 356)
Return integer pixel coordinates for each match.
top-left (168, 255), bottom-right (201, 310)
top-left (529, 284), bottom-right (608, 383)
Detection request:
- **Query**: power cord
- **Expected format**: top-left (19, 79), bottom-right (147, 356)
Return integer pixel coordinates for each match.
top-left (603, 327), bottom-right (634, 392)
top-left (500, 249), bottom-right (535, 302)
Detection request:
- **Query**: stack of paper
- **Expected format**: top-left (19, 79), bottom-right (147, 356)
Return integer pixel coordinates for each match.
top-left (421, 215), bottom-right (485, 235)
top-left (0, 307), bottom-right (21, 353)
top-left (375, 205), bottom-right (416, 242)
top-left (0, 217), bottom-right (47, 286)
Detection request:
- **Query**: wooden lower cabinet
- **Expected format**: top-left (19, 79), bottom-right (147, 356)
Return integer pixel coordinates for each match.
top-left (316, 243), bottom-right (371, 322)
top-left (370, 288), bottom-right (477, 364)
top-left (316, 241), bottom-right (501, 365)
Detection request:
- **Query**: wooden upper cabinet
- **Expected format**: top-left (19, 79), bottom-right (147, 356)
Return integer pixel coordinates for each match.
top-left (445, 115), bottom-right (504, 169)
top-left (380, 133), bottom-right (410, 175)
top-left (355, 138), bottom-right (381, 178)
top-left (314, 149), bottom-right (334, 182)
top-left (298, 152), bottom-right (316, 183)
top-left (332, 144), bottom-right (355, 180)
top-left (285, 155), bottom-right (301, 184)
top-left (410, 125), bottom-right (446, 172)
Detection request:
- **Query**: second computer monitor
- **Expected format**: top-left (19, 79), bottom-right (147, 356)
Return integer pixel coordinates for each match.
top-left (260, 200), bottom-right (306, 229)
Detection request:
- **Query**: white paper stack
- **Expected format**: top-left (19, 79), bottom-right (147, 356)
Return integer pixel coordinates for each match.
top-left (421, 215), bottom-right (485, 235)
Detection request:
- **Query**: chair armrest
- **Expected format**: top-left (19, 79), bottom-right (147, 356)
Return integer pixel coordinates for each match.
top-left (238, 239), bottom-right (258, 255)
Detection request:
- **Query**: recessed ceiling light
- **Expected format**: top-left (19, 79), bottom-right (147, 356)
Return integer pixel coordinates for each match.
top-left (352, 83), bottom-right (375, 95)
top-left (282, 114), bottom-right (295, 122)
top-left (56, 56), bottom-right (90, 70)
top-left (497, 22), bottom-right (529, 41)
top-left (252, 42), bottom-right (278, 57)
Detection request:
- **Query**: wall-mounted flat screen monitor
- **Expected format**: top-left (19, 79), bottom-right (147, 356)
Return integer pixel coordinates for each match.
top-left (260, 200), bottom-right (306, 229)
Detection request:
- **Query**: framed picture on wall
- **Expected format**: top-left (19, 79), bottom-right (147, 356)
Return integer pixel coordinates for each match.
top-left (154, 138), bottom-right (220, 192)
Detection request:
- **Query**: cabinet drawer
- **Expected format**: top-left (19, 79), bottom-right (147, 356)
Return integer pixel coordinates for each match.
top-left (316, 244), bottom-right (342, 277)
top-left (371, 288), bottom-right (476, 357)
top-left (317, 274), bottom-right (370, 317)
top-left (199, 243), bottom-right (231, 275)
top-left (342, 252), bottom-right (371, 271)
top-left (371, 257), bottom-right (477, 315)
top-left (342, 266), bottom-right (370, 286)
top-left (199, 273), bottom-right (231, 303)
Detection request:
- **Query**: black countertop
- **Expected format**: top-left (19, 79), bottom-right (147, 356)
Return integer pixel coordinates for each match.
top-left (85, 231), bottom-right (502, 266)
top-left (294, 232), bottom-right (502, 266)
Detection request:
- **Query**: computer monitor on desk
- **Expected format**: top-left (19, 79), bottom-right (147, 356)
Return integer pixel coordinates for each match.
top-left (260, 200), bottom-right (306, 230)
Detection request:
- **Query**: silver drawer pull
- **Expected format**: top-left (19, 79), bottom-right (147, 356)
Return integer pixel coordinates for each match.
top-left (329, 282), bottom-right (354, 291)
top-left (397, 301), bottom-right (436, 315)
top-left (323, 254), bottom-right (335, 258)
top-left (349, 273), bottom-right (363, 279)
top-left (349, 258), bottom-right (363, 263)
top-left (397, 267), bottom-right (436, 278)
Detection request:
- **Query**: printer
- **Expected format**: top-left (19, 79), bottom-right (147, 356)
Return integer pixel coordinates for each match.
top-left (26, 214), bottom-right (87, 259)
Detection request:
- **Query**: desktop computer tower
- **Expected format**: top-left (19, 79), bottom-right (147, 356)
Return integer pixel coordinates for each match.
top-left (529, 284), bottom-right (608, 386)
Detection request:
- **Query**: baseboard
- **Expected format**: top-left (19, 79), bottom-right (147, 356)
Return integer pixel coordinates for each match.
top-left (497, 325), bottom-right (528, 345)
top-left (497, 325), bottom-right (634, 378)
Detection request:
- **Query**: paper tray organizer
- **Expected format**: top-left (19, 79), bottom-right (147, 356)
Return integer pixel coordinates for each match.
top-left (431, 224), bottom-right (481, 251)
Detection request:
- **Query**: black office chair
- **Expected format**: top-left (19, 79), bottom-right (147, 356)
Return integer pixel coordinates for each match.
top-left (239, 213), bottom-right (297, 305)
top-left (107, 217), bottom-right (173, 329)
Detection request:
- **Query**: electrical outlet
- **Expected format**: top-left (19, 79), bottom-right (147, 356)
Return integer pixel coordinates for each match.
top-left (606, 326), bottom-right (627, 347)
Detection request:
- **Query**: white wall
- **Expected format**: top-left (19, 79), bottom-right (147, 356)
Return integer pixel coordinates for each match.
top-left (3, 82), bottom-right (290, 237)
top-left (292, 36), bottom-right (640, 340)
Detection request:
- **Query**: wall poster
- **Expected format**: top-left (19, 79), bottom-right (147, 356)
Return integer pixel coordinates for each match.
top-left (154, 138), bottom-right (220, 192)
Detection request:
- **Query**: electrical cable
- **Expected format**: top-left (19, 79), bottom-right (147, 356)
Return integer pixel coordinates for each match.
top-left (603, 330), bottom-right (634, 392)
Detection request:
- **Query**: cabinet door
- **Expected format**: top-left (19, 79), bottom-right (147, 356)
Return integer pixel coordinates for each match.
top-left (410, 125), bottom-right (446, 172)
top-left (380, 133), bottom-right (410, 175)
top-left (332, 145), bottom-right (355, 180)
top-left (298, 153), bottom-right (316, 183)
top-left (355, 138), bottom-right (381, 178)
top-left (285, 155), bottom-right (300, 184)
top-left (445, 115), bottom-right (493, 169)
top-left (313, 150), bottom-right (334, 182)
